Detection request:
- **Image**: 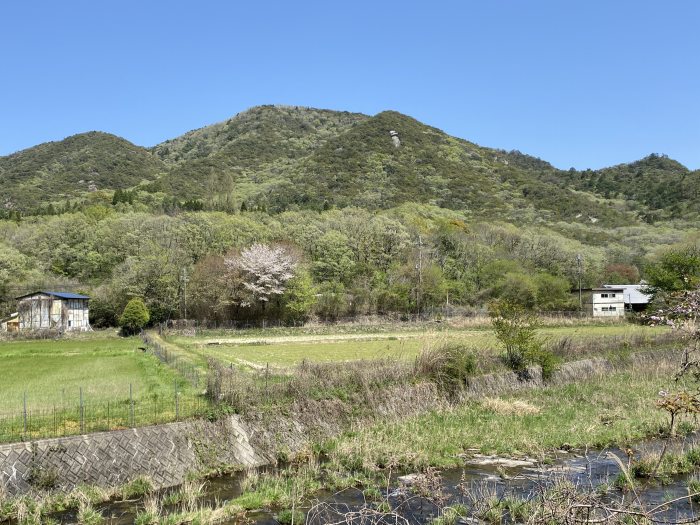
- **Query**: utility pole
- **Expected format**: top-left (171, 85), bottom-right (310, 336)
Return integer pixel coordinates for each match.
top-left (415, 235), bottom-right (424, 316)
top-left (180, 268), bottom-right (189, 320)
top-left (576, 254), bottom-right (583, 311)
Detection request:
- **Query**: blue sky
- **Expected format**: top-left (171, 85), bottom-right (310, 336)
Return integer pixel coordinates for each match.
top-left (2, 1), bottom-right (699, 169)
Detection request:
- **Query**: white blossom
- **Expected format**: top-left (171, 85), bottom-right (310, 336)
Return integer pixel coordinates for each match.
top-left (225, 243), bottom-right (297, 307)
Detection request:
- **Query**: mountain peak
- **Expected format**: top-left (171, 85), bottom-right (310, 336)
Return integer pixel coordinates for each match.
top-left (1, 105), bottom-right (697, 222)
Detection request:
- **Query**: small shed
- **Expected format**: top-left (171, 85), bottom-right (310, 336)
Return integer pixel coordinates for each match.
top-left (16, 291), bottom-right (91, 332)
top-left (1, 312), bottom-right (19, 333)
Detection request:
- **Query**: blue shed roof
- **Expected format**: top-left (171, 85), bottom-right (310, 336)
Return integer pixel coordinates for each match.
top-left (45, 291), bottom-right (90, 300)
top-left (16, 291), bottom-right (90, 300)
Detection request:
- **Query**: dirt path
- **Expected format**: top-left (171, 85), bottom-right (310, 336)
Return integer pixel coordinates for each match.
top-left (196, 330), bottom-right (484, 346)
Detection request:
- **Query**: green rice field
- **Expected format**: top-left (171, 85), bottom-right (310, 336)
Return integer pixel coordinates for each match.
top-left (167, 324), bottom-right (669, 367)
top-left (0, 332), bottom-right (197, 415)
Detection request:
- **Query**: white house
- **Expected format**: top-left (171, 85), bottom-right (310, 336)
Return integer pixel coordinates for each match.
top-left (583, 287), bottom-right (626, 317)
top-left (602, 284), bottom-right (652, 312)
top-left (16, 291), bottom-right (91, 332)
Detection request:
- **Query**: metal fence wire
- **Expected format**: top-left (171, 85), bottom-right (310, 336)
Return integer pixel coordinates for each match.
top-left (0, 389), bottom-right (209, 444)
top-left (140, 332), bottom-right (200, 387)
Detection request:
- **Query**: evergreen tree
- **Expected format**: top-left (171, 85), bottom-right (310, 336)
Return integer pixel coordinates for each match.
top-left (119, 298), bottom-right (150, 335)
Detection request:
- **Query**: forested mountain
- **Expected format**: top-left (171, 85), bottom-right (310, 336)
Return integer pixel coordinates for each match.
top-left (565, 154), bottom-right (700, 221)
top-left (1, 105), bottom-right (698, 326)
top-left (0, 132), bottom-right (165, 211)
top-left (2, 104), bottom-right (696, 223)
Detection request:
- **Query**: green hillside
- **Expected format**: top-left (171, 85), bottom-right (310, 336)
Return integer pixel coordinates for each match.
top-left (266, 111), bottom-right (632, 224)
top-left (150, 105), bottom-right (367, 200)
top-left (1, 105), bottom-right (697, 225)
top-left (564, 154), bottom-right (700, 221)
top-left (0, 132), bottom-right (165, 212)
top-left (1, 105), bottom-right (698, 324)
top-left (149, 106), bottom-right (646, 226)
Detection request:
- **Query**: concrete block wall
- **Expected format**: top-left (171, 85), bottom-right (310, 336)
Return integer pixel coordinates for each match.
top-left (0, 416), bottom-right (265, 495)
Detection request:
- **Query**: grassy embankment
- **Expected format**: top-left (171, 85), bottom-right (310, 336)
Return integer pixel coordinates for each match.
top-left (227, 362), bottom-right (696, 514)
top-left (0, 331), bottom-right (204, 442)
top-left (323, 364), bottom-right (685, 470)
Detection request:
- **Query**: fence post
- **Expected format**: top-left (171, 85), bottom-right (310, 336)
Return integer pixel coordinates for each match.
top-left (23, 391), bottom-right (27, 439)
top-left (79, 387), bottom-right (84, 434)
top-left (129, 383), bottom-right (134, 427)
top-left (175, 381), bottom-right (179, 421)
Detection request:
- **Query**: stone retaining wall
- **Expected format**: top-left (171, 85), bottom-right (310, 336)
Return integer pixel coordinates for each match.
top-left (0, 416), bottom-right (265, 495)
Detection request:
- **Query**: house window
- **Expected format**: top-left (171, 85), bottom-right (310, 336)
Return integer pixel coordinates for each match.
top-left (601, 293), bottom-right (609, 298)
top-left (610, 293), bottom-right (616, 298)
top-left (602, 306), bottom-right (617, 312)
top-left (68, 320), bottom-right (72, 327)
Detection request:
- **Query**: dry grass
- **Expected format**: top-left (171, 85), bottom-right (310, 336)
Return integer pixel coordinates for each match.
top-left (481, 398), bottom-right (541, 416)
top-left (206, 356), bottom-right (415, 413)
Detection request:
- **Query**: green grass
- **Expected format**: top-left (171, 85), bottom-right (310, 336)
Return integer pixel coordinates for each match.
top-left (169, 324), bottom-right (668, 367)
top-left (0, 331), bottom-right (207, 443)
top-left (323, 364), bottom-right (685, 471)
top-left (0, 332), bottom-right (192, 413)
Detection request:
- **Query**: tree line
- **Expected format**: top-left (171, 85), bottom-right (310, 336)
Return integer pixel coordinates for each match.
top-left (0, 203), bottom-right (696, 326)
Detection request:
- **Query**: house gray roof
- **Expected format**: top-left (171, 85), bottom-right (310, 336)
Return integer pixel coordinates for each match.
top-left (603, 284), bottom-right (651, 305)
top-left (16, 291), bottom-right (90, 300)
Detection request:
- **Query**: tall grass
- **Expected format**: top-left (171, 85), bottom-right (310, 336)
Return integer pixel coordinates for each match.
top-left (323, 365), bottom-right (688, 472)
top-left (206, 356), bottom-right (414, 414)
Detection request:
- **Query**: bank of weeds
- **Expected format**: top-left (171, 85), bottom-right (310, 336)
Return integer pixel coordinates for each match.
top-left (234, 358), bottom-right (694, 514)
top-left (323, 364), bottom-right (685, 472)
top-left (0, 331), bottom-right (688, 523)
top-left (0, 475), bottom-right (249, 525)
top-left (2, 363), bottom-right (695, 523)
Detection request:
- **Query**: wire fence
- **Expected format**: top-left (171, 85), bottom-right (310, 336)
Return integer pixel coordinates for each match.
top-left (0, 390), bottom-right (210, 444)
top-left (141, 332), bottom-right (201, 387)
top-left (0, 333), bottom-right (210, 444)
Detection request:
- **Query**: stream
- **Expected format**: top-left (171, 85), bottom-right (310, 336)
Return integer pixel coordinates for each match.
top-left (35, 435), bottom-right (700, 524)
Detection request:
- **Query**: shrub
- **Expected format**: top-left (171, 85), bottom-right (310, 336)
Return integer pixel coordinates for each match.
top-left (415, 342), bottom-right (477, 392)
top-left (120, 476), bottom-right (153, 499)
top-left (489, 300), bottom-right (558, 380)
top-left (119, 298), bottom-right (150, 335)
top-left (528, 346), bottom-right (560, 381)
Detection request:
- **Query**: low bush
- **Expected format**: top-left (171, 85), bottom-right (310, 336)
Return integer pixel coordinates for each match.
top-left (414, 341), bottom-right (477, 392)
top-left (119, 476), bottom-right (153, 500)
top-left (489, 300), bottom-right (558, 380)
